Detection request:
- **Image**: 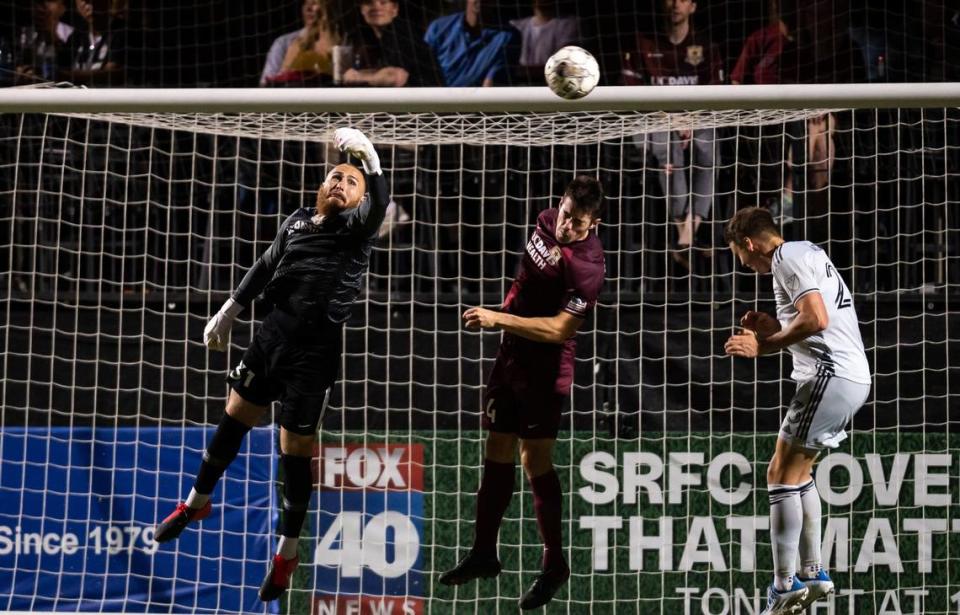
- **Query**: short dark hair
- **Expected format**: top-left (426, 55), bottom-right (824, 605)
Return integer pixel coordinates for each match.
top-left (723, 206), bottom-right (781, 245)
top-left (563, 175), bottom-right (604, 219)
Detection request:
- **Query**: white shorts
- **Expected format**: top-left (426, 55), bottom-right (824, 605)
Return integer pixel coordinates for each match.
top-left (779, 372), bottom-right (870, 450)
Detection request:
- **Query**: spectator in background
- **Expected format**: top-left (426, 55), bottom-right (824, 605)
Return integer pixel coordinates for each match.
top-left (731, 0), bottom-right (863, 234)
top-left (343, 0), bottom-right (442, 87)
top-left (35, 0), bottom-right (74, 44)
top-left (730, 0), bottom-right (863, 86)
top-left (424, 0), bottom-right (516, 87)
top-left (731, 0), bottom-right (802, 224)
top-left (622, 0), bottom-right (722, 270)
top-left (64, 0), bottom-right (126, 86)
top-left (14, 0), bottom-right (74, 83)
top-left (260, 0), bottom-right (340, 86)
top-left (508, 0), bottom-right (579, 85)
top-left (731, 2), bottom-right (793, 86)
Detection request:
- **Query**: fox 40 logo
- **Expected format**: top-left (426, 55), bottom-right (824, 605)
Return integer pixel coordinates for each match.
top-left (310, 444), bottom-right (424, 615)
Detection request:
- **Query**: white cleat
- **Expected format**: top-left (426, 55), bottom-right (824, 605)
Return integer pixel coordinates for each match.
top-left (797, 569), bottom-right (836, 609)
top-left (760, 579), bottom-right (809, 615)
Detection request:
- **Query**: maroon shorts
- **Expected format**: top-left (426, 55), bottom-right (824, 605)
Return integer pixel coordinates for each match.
top-left (481, 356), bottom-right (567, 439)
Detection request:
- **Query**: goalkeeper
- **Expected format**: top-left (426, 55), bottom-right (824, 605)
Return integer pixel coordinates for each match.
top-left (153, 128), bottom-right (388, 603)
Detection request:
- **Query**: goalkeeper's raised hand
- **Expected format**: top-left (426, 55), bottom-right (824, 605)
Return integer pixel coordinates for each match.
top-left (334, 127), bottom-right (381, 176)
top-left (203, 298), bottom-right (243, 352)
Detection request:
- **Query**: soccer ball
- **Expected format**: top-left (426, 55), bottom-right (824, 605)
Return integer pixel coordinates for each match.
top-left (544, 46), bottom-right (600, 100)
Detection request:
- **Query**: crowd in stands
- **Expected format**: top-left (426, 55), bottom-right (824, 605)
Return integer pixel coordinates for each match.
top-left (7, 0), bottom-right (129, 86)
top-left (2, 0), bottom-right (958, 292)
top-left (6, 0), bottom-right (960, 89)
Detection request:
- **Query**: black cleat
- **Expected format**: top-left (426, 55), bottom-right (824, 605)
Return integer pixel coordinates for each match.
top-left (154, 501), bottom-right (212, 544)
top-left (259, 554), bottom-right (299, 602)
top-left (438, 550), bottom-right (502, 586)
top-left (519, 565), bottom-right (570, 610)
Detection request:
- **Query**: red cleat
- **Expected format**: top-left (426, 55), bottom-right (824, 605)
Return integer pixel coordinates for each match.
top-left (154, 502), bottom-right (212, 543)
top-left (259, 554), bottom-right (299, 602)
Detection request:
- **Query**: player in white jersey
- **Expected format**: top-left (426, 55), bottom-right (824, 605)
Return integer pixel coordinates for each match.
top-left (722, 207), bottom-right (871, 615)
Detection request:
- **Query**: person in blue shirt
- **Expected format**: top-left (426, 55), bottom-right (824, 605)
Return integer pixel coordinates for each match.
top-left (424, 0), bottom-right (516, 86)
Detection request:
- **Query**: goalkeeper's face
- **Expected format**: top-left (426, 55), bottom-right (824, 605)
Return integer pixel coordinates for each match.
top-left (555, 196), bottom-right (599, 244)
top-left (317, 164), bottom-right (366, 212)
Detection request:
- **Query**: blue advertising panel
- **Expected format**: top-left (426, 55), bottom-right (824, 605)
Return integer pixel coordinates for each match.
top-left (311, 443), bottom-right (425, 615)
top-left (0, 426), bottom-right (274, 613)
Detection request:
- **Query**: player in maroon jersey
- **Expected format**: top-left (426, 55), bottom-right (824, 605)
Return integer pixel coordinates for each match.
top-left (438, 175), bottom-right (606, 610)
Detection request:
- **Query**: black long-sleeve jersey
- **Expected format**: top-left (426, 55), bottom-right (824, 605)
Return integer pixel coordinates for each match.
top-left (232, 171), bottom-right (389, 324)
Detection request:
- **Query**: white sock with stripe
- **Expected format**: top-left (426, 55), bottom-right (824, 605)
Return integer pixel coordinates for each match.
top-left (769, 483), bottom-right (803, 591)
top-left (798, 478), bottom-right (823, 578)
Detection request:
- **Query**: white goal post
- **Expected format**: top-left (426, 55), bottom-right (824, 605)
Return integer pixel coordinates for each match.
top-left (0, 83), bottom-right (957, 615)
top-left (2, 83), bottom-right (960, 112)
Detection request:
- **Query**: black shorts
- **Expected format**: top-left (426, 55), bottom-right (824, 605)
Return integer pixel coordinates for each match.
top-left (228, 308), bottom-right (342, 436)
top-left (481, 357), bottom-right (567, 440)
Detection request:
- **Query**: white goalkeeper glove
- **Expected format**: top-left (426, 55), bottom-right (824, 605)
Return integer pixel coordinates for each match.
top-left (334, 127), bottom-right (381, 175)
top-left (203, 297), bottom-right (243, 352)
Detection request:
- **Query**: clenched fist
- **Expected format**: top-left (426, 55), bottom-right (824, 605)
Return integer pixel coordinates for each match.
top-left (334, 127), bottom-right (381, 175)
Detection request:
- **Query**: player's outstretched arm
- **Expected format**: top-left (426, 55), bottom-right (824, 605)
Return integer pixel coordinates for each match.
top-left (334, 127), bottom-right (390, 237)
top-left (203, 212), bottom-right (294, 352)
top-left (462, 306), bottom-right (581, 344)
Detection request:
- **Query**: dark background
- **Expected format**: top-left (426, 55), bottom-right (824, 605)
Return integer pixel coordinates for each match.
top-left (2, 294), bottom-right (956, 436)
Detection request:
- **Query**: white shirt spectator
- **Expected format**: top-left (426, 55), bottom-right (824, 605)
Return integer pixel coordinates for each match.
top-left (260, 29), bottom-right (303, 86)
top-left (56, 21), bottom-right (74, 43)
top-left (508, 15), bottom-right (578, 67)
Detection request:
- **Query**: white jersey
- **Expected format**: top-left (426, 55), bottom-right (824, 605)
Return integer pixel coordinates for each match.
top-left (770, 241), bottom-right (871, 384)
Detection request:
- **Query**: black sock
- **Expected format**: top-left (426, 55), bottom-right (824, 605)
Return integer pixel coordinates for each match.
top-left (279, 454), bottom-right (314, 538)
top-left (473, 459), bottom-right (516, 555)
top-left (193, 414), bottom-right (252, 495)
top-left (529, 469), bottom-right (565, 571)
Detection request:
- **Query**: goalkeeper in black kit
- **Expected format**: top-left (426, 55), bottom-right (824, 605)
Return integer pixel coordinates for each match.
top-left (153, 128), bottom-right (389, 602)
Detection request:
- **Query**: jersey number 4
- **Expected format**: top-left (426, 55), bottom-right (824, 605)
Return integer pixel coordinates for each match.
top-left (825, 264), bottom-right (852, 309)
top-left (484, 399), bottom-right (496, 424)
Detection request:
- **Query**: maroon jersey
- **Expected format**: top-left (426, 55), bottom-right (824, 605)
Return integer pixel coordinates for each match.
top-left (732, 22), bottom-right (864, 85)
top-left (495, 208), bottom-right (605, 394)
top-left (621, 30), bottom-right (723, 86)
top-left (731, 24), bottom-right (789, 85)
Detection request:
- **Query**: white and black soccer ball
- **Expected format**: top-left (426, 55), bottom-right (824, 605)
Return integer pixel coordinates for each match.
top-left (544, 45), bottom-right (600, 100)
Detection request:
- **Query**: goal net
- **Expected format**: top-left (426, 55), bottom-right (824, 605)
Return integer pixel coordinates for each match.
top-left (0, 87), bottom-right (958, 614)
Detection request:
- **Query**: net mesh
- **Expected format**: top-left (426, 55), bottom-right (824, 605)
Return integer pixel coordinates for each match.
top-left (54, 108), bottom-right (834, 146)
top-left (0, 104), bottom-right (958, 614)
